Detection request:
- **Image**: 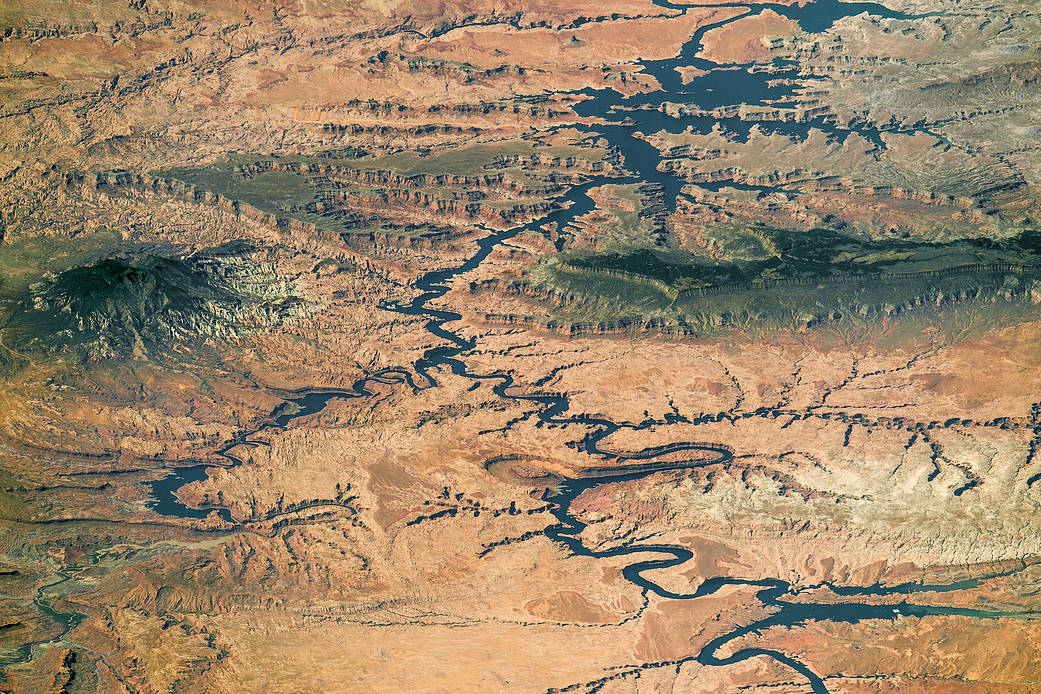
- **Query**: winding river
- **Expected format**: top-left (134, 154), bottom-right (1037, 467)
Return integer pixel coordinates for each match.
top-left (136, 1), bottom-right (1035, 691)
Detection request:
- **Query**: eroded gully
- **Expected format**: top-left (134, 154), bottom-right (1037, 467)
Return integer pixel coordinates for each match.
top-left (137, 2), bottom-right (1036, 691)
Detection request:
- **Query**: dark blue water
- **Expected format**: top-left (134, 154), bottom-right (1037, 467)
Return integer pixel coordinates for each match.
top-left (149, 463), bottom-right (234, 521)
top-left (570, 0), bottom-right (944, 185)
top-left (649, 0), bottom-right (923, 28)
top-left (146, 372), bottom-right (419, 521)
top-left (134, 2), bottom-right (1030, 691)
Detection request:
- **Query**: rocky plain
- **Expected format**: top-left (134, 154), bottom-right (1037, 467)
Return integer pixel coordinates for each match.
top-left (2, 0), bottom-right (1041, 691)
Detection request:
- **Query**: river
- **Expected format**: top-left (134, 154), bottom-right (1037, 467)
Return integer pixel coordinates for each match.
top-left (137, 2), bottom-right (1035, 691)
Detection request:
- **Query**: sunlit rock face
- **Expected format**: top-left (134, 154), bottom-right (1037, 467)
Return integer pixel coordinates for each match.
top-left (2, 0), bottom-right (1041, 692)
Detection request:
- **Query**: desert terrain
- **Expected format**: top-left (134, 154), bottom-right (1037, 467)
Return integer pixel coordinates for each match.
top-left (2, 0), bottom-right (1041, 691)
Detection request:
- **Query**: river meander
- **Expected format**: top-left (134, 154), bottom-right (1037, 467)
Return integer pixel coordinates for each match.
top-left (136, 2), bottom-right (1036, 691)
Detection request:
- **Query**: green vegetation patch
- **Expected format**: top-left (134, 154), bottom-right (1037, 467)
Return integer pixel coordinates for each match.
top-left (155, 138), bottom-right (601, 238)
top-left (556, 227), bottom-right (1041, 293)
top-left (160, 160), bottom-right (357, 237)
top-left (537, 226), bottom-right (1041, 332)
